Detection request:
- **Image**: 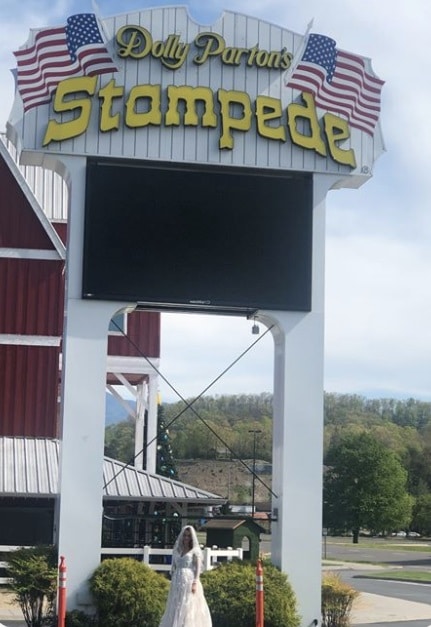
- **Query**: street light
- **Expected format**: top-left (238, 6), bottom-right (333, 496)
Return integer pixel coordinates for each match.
top-left (249, 429), bottom-right (262, 518)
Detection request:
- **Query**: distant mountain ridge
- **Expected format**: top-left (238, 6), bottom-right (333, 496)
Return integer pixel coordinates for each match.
top-left (105, 393), bottom-right (135, 425)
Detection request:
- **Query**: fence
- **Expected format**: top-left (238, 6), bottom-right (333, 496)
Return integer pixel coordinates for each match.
top-left (0, 544), bottom-right (243, 584)
top-left (101, 545), bottom-right (244, 572)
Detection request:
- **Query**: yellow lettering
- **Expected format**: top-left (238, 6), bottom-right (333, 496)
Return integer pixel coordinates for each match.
top-left (218, 89), bottom-right (252, 150)
top-left (125, 84), bottom-right (162, 127)
top-left (166, 86), bottom-right (217, 127)
top-left (324, 113), bottom-right (357, 168)
top-left (287, 92), bottom-right (326, 157)
top-left (42, 77), bottom-right (357, 169)
top-left (222, 47), bottom-right (241, 65)
top-left (247, 45), bottom-right (259, 66)
top-left (255, 50), bottom-right (270, 67)
top-left (256, 96), bottom-right (286, 142)
top-left (234, 48), bottom-right (250, 65)
top-left (99, 79), bottom-right (124, 132)
top-left (266, 51), bottom-right (280, 68)
top-left (280, 49), bottom-right (293, 70)
top-left (194, 32), bottom-right (225, 65)
top-left (116, 25), bottom-right (152, 59)
top-left (42, 76), bottom-right (96, 146)
top-left (161, 42), bottom-right (190, 70)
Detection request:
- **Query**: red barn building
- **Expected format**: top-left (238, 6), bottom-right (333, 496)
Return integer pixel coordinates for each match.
top-left (0, 136), bottom-right (160, 441)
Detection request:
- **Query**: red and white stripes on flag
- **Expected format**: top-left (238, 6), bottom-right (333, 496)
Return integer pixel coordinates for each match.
top-left (14, 13), bottom-right (118, 112)
top-left (287, 33), bottom-right (384, 136)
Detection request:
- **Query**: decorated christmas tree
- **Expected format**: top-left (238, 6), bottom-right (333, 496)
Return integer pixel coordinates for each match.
top-left (156, 403), bottom-right (178, 479)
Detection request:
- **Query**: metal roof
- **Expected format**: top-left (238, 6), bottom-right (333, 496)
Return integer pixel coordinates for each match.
top-left (202, 518), bottom-right (267, 533)
top-left (0, 437), bottom-right (225, 504)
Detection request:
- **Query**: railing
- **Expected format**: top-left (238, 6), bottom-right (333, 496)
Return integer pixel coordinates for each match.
top-left (0, 544), bottom-right (244, 584)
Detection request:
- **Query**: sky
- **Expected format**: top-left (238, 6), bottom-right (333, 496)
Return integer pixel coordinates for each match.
top-left (1, 0), bottom-right (430, 403)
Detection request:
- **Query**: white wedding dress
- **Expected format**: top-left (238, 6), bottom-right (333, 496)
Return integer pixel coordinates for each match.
top-left (159, 527), bottom-right (212, 627)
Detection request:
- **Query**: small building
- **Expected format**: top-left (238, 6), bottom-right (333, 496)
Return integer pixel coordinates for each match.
top-left (202, 518), bottom-right (267, 563)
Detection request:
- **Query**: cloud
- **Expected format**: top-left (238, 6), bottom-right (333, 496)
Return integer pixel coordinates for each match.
top-left (159, 313), bottom-right (274, 402)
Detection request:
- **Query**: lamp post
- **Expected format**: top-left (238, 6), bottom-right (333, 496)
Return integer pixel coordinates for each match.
top-left (249, 429), bottom-right (262, 518)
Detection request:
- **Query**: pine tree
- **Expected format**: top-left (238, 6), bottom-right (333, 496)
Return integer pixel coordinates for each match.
top-left (156, 403), bottom-right (178, 479)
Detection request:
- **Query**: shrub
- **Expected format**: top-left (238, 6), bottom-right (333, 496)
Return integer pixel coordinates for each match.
top-left (89, 558), bottom-right (169, 627)
top-left (6, 545), bottom-right (58, 627)
top-left (65, 609), bottom-right (99, 627)
top-left (321, 572), bottom-right (358, 627)
top-left (201, 560), bottom-right (300, 627)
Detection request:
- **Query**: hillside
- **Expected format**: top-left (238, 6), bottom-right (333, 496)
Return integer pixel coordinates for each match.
top-left (176, 458), bottom-right (272, 506)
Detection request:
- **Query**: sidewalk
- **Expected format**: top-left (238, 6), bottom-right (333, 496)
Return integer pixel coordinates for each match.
top-left (351, 591), bottom-right (431, 624)
top-left (325, 561), bottom-right (431, 624)
top-left (0, 591), bottom-right (23, 622)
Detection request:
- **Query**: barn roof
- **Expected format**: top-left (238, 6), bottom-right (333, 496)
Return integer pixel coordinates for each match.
top-left (0, 436), bottom-right (225, 504)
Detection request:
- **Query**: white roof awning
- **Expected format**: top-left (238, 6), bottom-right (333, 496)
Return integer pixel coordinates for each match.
top-left (0, 436), bottom-right (225, 504)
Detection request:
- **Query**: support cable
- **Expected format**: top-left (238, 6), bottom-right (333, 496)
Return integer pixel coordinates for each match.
top-left (103, 317), bottom-right (278, 499)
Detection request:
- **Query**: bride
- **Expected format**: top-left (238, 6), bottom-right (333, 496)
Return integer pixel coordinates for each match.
top-left (159, 525), bottom-right (212, 627)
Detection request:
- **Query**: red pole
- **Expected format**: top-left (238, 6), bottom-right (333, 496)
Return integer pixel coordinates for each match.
top-left (255, 558), bottom-right (264, 627)
top-left (58, 556), bottom-right (67, 627)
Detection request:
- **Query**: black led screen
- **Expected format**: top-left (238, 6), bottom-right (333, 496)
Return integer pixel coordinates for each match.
top-left (82, 158), bottom-right (313, 314)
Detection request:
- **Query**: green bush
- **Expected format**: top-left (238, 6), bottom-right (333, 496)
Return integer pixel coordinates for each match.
top-left (65, 609), bottom-right (98, 627)
top-left (321, 572), bottom-right (358, 627)
top-left (201, 560), bottom-right (300, 627)
top-left (6, 545), bottom-right (58, 627)
top-left (89, 558), bottom-right (169, 627)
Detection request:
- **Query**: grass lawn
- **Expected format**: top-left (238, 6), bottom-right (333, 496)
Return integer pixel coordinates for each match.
top-left (359, 570), bottom-right (431, 583)
top-left (328, 539), bottom-right (431, 552)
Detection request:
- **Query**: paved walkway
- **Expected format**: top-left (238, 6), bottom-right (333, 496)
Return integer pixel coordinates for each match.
top-left (350, 591), bottom-right (431, 624)
top-left (325, 561), bottom-right (431, 624)
top-left (0, 592), bottom-right (23, 622)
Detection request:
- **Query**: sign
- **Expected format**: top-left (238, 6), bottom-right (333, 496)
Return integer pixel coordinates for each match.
top-left (8, 8), bottom-right (384, 182)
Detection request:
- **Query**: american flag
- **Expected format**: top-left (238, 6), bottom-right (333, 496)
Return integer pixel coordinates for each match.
top-left (14, 13), bottom-right (118, 112)
top-left (287, 33), bottom-right (384, 136)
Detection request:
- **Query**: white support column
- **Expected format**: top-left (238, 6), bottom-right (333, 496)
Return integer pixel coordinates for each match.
top-left (261, 174), bottom-right (338, 627)
top-left (57, 156), bottom-right (131, 609)
top-left (135, 382), bottom-right (146, 470)
top-left (146, 373), bottom-right (158, 473)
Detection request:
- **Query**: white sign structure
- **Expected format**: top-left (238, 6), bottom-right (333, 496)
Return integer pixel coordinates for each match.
top-left (8, 7), bottom-right (384, 625)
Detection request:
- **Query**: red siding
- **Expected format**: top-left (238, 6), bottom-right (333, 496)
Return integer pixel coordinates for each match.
top-left (52, 221), bottom-right (67, 245)
top-left (0, 159), bottom-right (55, 249)
top-left (0, 258), bottom-right (64, 335)
top-left (108, 311), bottom-right (160, 358)
top-left (0, 345), bottom-right (60, 437)
top-left (0, 154), bottom-right (160, 437)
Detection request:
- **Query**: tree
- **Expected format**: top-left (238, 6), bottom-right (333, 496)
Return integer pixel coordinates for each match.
top-left (104, 419), bottom-right (135, 463)
top-left (411, 493), bottom-right (431, 536)
top-left (156, 404), bottom-right (178, 478)
top-left (7, 546), bottom-right (57, 627)
top-left (324, 432), bottom-right (412, 542)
